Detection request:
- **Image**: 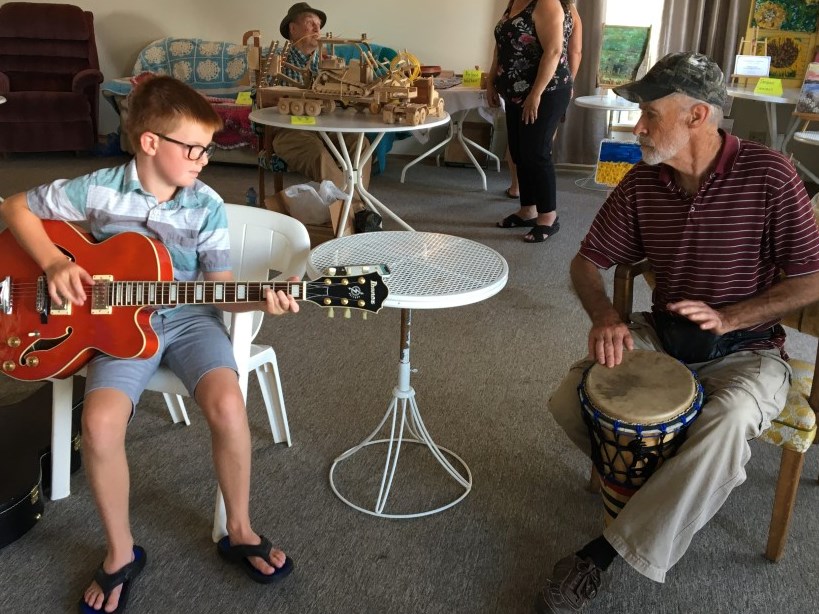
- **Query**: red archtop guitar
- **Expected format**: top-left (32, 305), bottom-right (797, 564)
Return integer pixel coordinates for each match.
top-left (0, 221), bottom-right (388, 381)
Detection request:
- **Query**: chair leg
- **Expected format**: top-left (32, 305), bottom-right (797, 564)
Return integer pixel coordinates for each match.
top-left (212, 486), bottom-right (228, 542)
top-left (50, 377), bottom-right (75, 500)
top-left (163, 393), bottom-right (191, 425)
top-left (765, 447), bottom-right (805, 562)
top-left (255, 356), bottom-right (291, 446)
top-left (587, 465), bottom-right (602, 493)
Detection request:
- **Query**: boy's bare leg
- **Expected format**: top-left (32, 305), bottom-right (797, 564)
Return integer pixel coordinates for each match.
top-left (195, 368), bottom-right (287, 575)
top-left (81, 388), bottom-right (135, 613)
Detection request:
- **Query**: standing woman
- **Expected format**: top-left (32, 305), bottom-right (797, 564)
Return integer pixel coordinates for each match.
top-left (488, 0), bottom-right (582, 243)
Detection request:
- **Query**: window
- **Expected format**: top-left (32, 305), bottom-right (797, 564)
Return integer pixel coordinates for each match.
top-left (603, 0), bottom-right (666, 130)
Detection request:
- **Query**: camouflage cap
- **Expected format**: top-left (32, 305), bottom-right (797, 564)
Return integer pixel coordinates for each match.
top-left (613, 52), bottom-right (727, 107)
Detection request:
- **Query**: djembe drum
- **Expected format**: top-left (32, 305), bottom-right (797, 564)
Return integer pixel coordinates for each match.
top-left (579, 350), bottom-right (704, 526)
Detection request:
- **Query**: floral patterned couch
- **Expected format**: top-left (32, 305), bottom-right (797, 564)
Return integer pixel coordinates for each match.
top-left (101, 37), bottom-right (258, 162)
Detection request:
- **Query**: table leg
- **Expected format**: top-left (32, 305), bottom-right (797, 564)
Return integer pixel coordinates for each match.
top-left (764, 102), bottom-right (782, 151)
top-left (320, 131), bottom-right (414, 235)
top-left (780, 117), bottom-right (819, 185)
top-left (402, 110), bottom-right (498, 190)
top-left (329, 308), bottom-right (472, 518)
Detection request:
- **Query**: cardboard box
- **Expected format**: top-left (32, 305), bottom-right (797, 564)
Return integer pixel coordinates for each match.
top-left (444, 121), bottom-right (493, 167)
top-left (264, 192), bottom-right (353, 246)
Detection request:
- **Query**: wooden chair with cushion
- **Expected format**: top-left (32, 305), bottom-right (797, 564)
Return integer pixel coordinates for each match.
top-left (596, 261), bottom-right (818, 561)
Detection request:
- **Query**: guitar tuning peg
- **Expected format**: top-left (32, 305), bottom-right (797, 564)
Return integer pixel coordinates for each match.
top-left (343, 308), bottom-right (351, 319)
top-left (362, 312), bottom-right (368, 320)
top-left (327, 307), bottom-right (335, 318)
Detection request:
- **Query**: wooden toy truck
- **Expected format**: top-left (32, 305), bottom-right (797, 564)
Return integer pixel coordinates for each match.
top-left (253, 34), bottom-right (445, 126)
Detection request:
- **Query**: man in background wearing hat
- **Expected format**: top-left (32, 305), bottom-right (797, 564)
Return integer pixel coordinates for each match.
top-left (539, 52), bottom-right (819, 612)
top-left (270, 2), bottom-right (371, 208)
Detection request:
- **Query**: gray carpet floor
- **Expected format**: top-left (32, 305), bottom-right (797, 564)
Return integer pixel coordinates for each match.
top-left (0, 153), bottom-right (817, 613)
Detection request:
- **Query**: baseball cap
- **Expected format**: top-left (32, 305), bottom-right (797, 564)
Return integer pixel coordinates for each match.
top-left (613, 52), bottom-right (727, 107)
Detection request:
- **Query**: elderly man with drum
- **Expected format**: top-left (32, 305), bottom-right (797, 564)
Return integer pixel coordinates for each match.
top-left (541, 52), bottom-right (819, 613)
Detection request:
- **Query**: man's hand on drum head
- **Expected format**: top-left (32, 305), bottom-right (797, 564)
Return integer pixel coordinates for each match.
top-left (588, 317), bottom-right (634, 367)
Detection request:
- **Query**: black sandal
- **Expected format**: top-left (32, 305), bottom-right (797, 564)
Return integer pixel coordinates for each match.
top-left (524, 219), bottom-right (560, 243)
top-left (497, 213), bottom-right (536, 228)
top-left (79, 546), bottom-right (146, 614)
top-left (217, 535), bottom-right (294, 584)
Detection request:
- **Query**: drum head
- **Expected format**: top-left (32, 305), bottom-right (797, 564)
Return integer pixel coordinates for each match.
top-left (585, 350), bottom-right (696, 425)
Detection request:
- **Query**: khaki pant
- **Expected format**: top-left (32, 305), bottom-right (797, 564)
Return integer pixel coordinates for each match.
top-left (548, 313), bottom-right (790, 582)
top-left (271, 129), bottom-right (372, 196)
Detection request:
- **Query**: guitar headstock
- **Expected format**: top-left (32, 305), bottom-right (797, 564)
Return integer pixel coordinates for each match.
top-left (306, 271), bottom-right (389, 313)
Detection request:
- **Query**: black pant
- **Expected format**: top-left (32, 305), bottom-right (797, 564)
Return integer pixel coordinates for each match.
top-left (505, 87), bottom-right (571, 215)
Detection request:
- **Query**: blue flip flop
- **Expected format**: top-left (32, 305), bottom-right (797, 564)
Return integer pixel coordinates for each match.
top-left (79, 545), bottom-right (146, 613)
top-left (217, 535), bottom-right (294, 584)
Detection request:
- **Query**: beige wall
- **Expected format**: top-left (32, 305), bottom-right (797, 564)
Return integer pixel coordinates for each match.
top-left (24, 0), bottom-right (506, 133)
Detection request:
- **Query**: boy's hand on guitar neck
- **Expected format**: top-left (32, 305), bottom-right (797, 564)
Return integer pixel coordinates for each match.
top-left (263, 275), bottom-right (300, 316)
top-left (44, 257), bottom-right (94, 307)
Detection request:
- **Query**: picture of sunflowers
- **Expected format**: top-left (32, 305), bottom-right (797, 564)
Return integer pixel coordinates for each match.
top-left (763, 31), bottom-right (814, 79)
top-left (751, 1), bottom-right (819, 33)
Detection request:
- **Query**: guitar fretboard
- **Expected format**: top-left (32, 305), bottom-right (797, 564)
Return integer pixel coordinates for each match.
top-left (93, 280), bottom-right (305, 307)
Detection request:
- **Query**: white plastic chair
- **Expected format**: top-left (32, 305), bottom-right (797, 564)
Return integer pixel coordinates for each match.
top-left (49, 204), bottom-right (311, 541)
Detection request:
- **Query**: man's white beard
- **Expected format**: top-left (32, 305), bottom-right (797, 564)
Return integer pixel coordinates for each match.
top-left (639, 127), bottom-right (689, 166)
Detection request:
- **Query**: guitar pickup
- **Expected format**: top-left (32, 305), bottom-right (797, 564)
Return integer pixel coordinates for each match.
top-left (324, 264), bottom-right (391, 278)
top-left (0, 276), bottom-right (10, 315)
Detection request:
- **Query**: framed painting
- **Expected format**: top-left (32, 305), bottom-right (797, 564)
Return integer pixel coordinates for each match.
top-left (796, 61), bottom-right (819, 115)
top-left (750, 1), bottom-right (819, 33)
top-left (597, 25), bottom-right (651, 88)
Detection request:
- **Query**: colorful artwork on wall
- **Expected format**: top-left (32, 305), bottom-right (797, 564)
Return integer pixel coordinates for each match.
top-left (751, 1), bottom-right (819, 33)
top-left (796, 62), bottom-right (819, 114)
top-left (745, 1), bottom-right (819, 87)
top-left (597, 25), bottom-right (651, 88)
top-left (595, 140), bottom-right (642, 187)
top-left (763, 30), bottom-right (816, 78)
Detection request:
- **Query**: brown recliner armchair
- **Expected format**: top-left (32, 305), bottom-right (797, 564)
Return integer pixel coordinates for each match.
top-left (0, 2), bottom-right (103, 153)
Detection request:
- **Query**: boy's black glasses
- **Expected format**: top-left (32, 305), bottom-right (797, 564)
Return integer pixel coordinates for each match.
top-left (154, 133), bottom-right (216, 160)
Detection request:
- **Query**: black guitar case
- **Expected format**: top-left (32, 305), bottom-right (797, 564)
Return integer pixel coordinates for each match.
top-left (0, 380), bottom-right (83, 549)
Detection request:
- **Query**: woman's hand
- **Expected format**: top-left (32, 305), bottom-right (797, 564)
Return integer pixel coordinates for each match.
top-left (522, 92), bottom-right (541, 124)
top-left (486, 79), bottom-right (500, 108)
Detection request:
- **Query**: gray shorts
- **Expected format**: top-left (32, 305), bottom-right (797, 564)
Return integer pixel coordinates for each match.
top-left (84, 306), bottom-right (238, 411)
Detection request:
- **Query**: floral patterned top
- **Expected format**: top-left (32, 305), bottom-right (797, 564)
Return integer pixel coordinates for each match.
top-left (493, 0), bottom-right (574, 104)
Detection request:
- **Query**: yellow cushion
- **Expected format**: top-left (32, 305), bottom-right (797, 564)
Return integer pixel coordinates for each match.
top-left (758, 359), bottom-right (818, 453)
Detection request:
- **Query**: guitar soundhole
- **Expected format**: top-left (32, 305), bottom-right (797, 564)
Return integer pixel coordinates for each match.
top-left (20, 328), bottom-right (73, 361)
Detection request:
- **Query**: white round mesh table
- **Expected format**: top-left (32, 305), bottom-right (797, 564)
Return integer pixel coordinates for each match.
top-left (794, 131), bottom-right (819, 146)
top-left (308, 231), bottom-right (508, 518)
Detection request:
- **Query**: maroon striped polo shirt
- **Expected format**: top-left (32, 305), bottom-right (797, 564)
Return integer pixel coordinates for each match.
top-left (579, 132), bottom-right (819, 350)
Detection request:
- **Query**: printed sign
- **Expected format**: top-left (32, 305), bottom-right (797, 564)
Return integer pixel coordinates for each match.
top-left (462, 69), bottom-right (482, 88)
top-left (734, 54), bottom-right (772, 77)
top-left (754, 77), bottom-right (784, 96)
top-left (235, 91), bottom-right (253, 105)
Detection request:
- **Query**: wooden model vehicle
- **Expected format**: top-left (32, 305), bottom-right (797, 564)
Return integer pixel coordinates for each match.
top-left (254, 35), bottom-right (445, 126)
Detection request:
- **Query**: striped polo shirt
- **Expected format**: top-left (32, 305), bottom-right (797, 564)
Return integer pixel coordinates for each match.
top-left (579, 132), bottom-right (819, 348)
top-left (27, 160), bottom-right (232, 314)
